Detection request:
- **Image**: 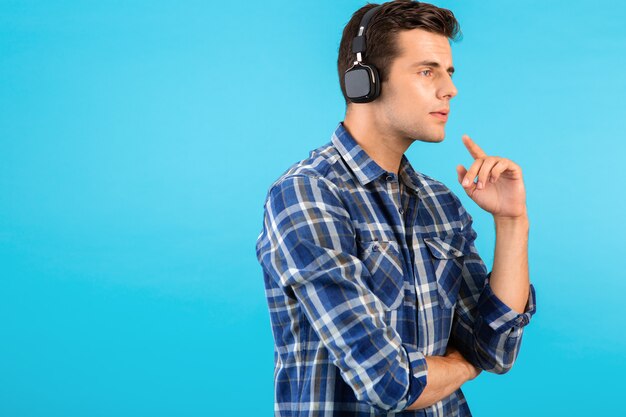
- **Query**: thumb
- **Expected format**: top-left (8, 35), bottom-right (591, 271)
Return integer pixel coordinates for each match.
top-left (456, 164), bottom-right (467, 185)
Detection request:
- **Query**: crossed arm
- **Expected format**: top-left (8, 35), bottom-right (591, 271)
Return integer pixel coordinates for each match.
top-left (407, 206), bottom-right (533, 410)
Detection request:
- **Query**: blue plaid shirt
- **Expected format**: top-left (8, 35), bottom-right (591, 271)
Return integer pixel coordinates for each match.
top-left (255, 122), bottom-right (537, 416)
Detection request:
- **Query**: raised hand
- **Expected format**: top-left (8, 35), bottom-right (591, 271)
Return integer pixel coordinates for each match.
top-left (455, 134), bottom-right (527, 219)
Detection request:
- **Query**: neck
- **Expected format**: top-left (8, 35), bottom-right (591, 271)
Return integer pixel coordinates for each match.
top-left (343, 106), bottom-right (410, 176)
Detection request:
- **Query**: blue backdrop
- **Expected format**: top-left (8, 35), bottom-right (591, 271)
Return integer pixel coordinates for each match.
top-left (1, 1), bottom-right (625, 416)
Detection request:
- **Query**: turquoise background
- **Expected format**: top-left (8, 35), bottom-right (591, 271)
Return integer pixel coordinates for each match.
top-left (1, 1), bottom-right (625, 415)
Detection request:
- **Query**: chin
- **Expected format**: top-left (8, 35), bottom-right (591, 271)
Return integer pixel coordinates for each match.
top-left (425, 130), bottom-right (445, 142)
top-left (409, 126), bottom-right (445, 143)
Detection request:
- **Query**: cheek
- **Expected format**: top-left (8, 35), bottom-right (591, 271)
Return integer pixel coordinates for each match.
top-left (383, 77), bottom-right (432, 113)
top-left (411, 81), bottom-right (433, 99)
top-left (399, 78), bottom-right (431, 103)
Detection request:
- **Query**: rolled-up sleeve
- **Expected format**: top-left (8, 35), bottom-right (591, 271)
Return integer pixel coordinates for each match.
top-left (476, 272), bottom-right (536, 336)
top-left (256, 174), bottom-right (428, 412)
top-left (449, 200), bottom-right (537, 374)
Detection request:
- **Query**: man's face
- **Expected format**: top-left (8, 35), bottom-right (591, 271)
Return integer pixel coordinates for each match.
top-left (375, 28), bottom-right (458, 143)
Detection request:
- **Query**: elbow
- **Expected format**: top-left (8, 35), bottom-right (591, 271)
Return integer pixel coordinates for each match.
top-left (472, 349), bottom-right (516, 375)
top-left (481, 349), bottom-right (518, 375)
top-left (490, 360), bottom-right (514, 375)
top-left (475, 333), bottom-right (522, 375)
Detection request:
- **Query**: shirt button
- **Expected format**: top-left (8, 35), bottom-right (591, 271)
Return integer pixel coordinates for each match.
top-left (371, 244), bottom-right (379, 251)
top-left (385, 174), bottom-right (394, 181)
top-left (399, 208), bottom-right (404, 214)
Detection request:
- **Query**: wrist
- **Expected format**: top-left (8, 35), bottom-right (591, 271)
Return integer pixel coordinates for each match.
top-left (493, 208), bottom-right (529, 226)
top-left (494, 213), bottom-right (529, 230)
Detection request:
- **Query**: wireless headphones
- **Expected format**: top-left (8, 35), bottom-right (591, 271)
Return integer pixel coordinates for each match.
top-left (344, 5), bottom-right (384, 103)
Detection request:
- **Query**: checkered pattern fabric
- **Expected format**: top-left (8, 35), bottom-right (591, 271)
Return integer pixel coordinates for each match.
top-left (255, 122), bottom-right (536, 416)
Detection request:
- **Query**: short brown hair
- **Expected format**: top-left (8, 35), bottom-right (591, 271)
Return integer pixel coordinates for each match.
top-left (337, 0), bottom-right (462, 107)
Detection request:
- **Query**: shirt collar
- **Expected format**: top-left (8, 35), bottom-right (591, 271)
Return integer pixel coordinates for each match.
top-left (331, 121), bottom-right (426, 195)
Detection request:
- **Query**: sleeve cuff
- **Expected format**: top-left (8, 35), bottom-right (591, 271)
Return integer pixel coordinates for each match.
top-left (476, 271), bottom-right (537, 334)
top-left (398, 344), bottom-right (428, 410)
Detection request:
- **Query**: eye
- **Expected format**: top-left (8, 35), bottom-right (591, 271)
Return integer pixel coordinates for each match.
top-left (420, 69), bottom-right (432, 77)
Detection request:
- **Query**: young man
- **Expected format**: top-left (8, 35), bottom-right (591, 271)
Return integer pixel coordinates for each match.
top-left (255, 1), bottom-right (536, 416)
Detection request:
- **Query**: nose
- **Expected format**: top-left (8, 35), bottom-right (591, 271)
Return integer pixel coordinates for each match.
top-left (439, 75), bottom-right (458, 100)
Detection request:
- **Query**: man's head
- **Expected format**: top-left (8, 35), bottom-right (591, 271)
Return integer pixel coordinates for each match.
top-left (338, 0), bottom-right (461, 143)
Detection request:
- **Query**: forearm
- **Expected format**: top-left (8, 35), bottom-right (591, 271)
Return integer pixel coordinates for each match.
top-left (451, 209), bottom-right (536, 374)
top-left (490, 210), bottom-right (530, 314)
top-left (405, 354), bottom-right (473, 410)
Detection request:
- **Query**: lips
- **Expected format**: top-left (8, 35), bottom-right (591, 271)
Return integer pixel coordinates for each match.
top-left (430, 110), bottom-right (449, 121)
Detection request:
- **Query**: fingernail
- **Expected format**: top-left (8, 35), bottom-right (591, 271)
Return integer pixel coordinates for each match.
top-left (462, 178), bottom-right (469, 186)
top-left (477, 181), bottom-right (483, 189)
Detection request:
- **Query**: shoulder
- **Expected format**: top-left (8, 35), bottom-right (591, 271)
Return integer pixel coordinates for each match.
top-left (263, 142), bottom-right (346, 204)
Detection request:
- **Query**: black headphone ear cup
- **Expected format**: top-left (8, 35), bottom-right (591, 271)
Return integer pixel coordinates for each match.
top-left (345, 66), bottom-right (371, 102)
top-left (344, 63), bottom-right (381, 103)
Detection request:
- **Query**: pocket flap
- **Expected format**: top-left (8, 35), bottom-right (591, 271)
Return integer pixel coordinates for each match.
top-left (356, 239), bottom-right (405, 311)
top-left (423, 233), bottom-right (468, 259)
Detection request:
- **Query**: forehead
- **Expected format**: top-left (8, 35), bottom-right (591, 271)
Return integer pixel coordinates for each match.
top-left (394, 28), bottom-right (453, 65)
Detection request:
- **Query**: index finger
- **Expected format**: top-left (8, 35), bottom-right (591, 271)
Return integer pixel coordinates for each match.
top-left (462, 134), bottom-right (488, 159)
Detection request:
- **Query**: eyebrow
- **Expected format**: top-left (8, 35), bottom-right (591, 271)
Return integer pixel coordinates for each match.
top-left (411, 60), bottom-right (455, 74)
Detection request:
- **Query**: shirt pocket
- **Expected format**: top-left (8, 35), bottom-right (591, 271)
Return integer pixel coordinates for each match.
top-left (423, 234), bottom-right (468, 309)
top-left (357, 240), bottom-right (405, 311)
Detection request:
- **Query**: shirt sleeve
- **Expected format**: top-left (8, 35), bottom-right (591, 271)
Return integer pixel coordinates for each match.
top-left (448, 199), bottom-right (537, 374)
top-left (256, 174), bottom-right (427, 412)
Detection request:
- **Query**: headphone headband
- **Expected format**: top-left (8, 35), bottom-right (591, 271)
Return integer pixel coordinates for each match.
top-left (351, 5), bottom-right (382, 62)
